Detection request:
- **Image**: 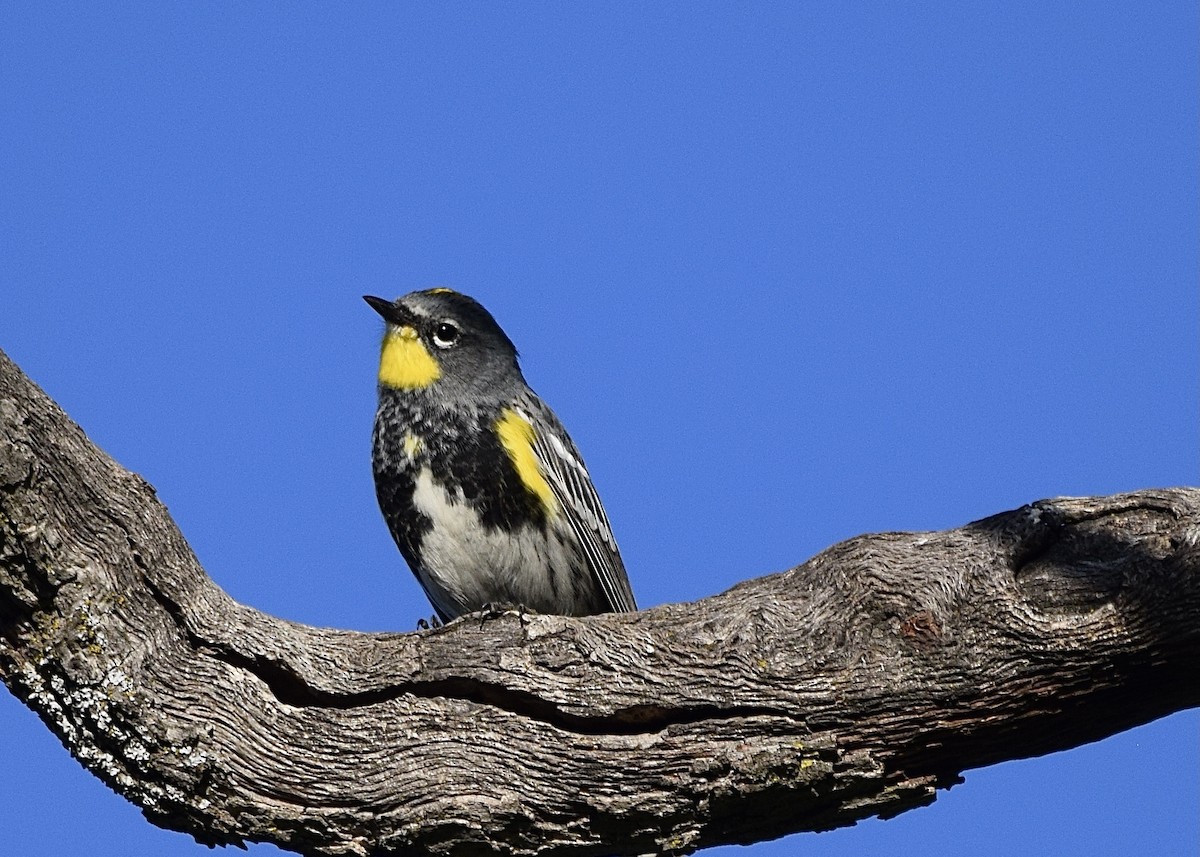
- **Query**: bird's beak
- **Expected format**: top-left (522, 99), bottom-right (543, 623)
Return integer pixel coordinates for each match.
top-left (363, 295), bottom-right (409, 325)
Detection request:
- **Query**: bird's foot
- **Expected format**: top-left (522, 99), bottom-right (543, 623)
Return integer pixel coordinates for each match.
top-left (477, 601), bottom-right (530, 628)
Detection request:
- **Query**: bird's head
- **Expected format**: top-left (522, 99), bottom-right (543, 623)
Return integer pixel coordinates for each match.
top-left (364, 289), bottom-right (521, 399)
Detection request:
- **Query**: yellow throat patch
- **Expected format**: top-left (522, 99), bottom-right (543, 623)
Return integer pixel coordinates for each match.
top-left (495, 409), bottom-right (559, 517)
top-left (378, 326), bottom-right (441, 389)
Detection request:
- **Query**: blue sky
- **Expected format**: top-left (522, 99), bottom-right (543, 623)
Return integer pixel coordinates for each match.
top-left (1, 4), bottom-right (1196, 856)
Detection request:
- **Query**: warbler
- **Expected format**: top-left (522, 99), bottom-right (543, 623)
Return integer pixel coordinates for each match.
top-left (364, 289), bottom-right (638, 622)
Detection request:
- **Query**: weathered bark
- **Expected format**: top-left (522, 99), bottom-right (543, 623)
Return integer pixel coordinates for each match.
top-left (0, 345), bottom-right (1197, 857)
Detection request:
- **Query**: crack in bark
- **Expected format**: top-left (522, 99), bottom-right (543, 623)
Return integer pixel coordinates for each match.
top-left (140, 562), bottom-right (794, 735)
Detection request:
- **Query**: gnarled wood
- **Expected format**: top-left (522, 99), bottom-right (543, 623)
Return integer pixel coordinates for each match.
top-left (1, 346), bottom-right (1197, 856)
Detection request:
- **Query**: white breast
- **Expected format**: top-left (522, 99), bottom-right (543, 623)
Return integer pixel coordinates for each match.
top-left (410, 468), bottom-right (587, 617)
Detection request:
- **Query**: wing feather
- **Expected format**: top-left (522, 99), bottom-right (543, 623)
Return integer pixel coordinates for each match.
top-left (516, 400), bottom-right (637, 613)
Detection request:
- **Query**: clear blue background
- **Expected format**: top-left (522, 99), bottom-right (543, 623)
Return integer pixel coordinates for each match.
top-left (2, 4), bottom-right (1196, 856)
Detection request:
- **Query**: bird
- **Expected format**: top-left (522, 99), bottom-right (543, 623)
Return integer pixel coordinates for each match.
top-left (363, 288), bottom-right (637, 622)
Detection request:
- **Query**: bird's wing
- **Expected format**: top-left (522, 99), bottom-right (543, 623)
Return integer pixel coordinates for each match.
top-left (517, 400), bottom-right (637, 613)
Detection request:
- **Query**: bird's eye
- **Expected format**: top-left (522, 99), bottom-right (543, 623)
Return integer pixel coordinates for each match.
top-left (432, 321), bottom-right (460, 348)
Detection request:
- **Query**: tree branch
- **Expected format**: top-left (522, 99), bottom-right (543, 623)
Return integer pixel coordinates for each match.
top-left (1, 346), bottom-right (1197, 856)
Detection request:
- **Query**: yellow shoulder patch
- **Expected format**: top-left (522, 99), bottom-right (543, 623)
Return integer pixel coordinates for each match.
top-left (379, 326), bottom-right (441, 389)
top-left (495, 409), bottom-right (559, 517)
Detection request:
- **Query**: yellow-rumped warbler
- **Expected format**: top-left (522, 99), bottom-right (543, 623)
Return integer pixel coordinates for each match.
top-left (364, 289), bottom-right (637, 622)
